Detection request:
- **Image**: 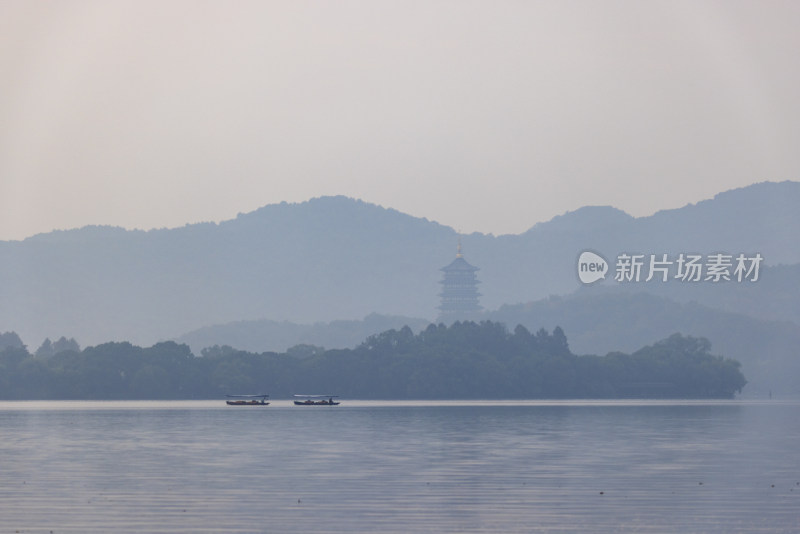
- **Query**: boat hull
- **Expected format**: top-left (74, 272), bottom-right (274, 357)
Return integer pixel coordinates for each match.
top-left (293, 400), bottom-right (340, 406)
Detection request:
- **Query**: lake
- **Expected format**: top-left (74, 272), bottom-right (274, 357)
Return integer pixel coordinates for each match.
top-left (0, 400), bottom-right (797, 533)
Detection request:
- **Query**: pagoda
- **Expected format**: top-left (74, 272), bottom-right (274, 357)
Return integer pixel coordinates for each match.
top-left (438, 239), bottom-right (482, 320)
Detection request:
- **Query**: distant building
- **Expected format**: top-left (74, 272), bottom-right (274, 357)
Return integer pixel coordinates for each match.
top-left (438, 239), bottom-right (482, 321)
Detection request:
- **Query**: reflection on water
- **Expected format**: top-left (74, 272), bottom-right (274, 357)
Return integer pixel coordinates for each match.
top-left (0, 401), bottom-right (797, 533)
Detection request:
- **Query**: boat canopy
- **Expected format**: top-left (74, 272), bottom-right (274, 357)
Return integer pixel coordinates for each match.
top-left (226, 394), bottom-right (269, 399)
top-left (293, 394), bottom-right (339, 398)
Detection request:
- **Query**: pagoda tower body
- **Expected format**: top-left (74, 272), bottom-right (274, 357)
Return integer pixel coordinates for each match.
top-left (438, 241), bottom-right (482, 321)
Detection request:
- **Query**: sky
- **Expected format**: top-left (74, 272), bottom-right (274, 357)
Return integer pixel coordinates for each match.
top-left (1, 1), bottom-right (799, 241)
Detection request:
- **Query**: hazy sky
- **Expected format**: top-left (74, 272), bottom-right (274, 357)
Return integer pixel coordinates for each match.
top-left (2, 1), bottom-right (799, 240)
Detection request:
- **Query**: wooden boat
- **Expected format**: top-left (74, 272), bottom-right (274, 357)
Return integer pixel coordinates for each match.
top-left (226, 394), bottom-right (269, 406)
top-left (293, 394), bottom-right (340, 406)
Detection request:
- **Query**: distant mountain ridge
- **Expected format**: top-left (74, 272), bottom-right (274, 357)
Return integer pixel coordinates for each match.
top-left (1, 181), bottom-right (798, 347)
top-left (175, 313), bottom-right (431, 356)
top-left (486, 290), bottom-right (800, 397)
top-left (173, 288), bottom-right (799, 397)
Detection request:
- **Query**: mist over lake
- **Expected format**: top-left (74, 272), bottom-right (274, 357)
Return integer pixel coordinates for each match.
top-left (2, 400), bottom-right (798, 533)
top-left (4, 3), bottom-right (800, 531)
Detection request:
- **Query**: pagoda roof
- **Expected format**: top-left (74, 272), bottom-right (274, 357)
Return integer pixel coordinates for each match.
top-left (440, 256), bottom-right (479, 272)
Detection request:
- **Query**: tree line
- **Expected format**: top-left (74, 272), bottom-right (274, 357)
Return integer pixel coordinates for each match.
top-left (0, 322), bottom-right (746, 399)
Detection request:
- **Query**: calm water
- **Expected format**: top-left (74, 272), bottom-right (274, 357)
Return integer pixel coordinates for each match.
top-left (0, 400), bottom-right (797, 533)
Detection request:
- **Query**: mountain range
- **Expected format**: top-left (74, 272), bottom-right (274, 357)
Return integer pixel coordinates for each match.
top-left (1, 181), bottom-right (798, 395)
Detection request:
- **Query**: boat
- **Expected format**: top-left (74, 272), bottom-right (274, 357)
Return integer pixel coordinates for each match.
top-left (226, 394), bottom-right (270, 406)
top-left (293, 394), bottom-right (340, 406)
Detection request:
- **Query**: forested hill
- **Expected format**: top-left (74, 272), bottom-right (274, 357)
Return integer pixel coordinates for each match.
top-left (175, 313), bottom-right (432, 355)
top-left (0, 322), bottom-right (745, 400)
top-left (0, 181), bottom-right (798, 347)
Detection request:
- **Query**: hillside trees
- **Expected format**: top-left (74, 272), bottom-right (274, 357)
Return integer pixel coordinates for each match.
top-left (0, 323), bottom-right (746, 399)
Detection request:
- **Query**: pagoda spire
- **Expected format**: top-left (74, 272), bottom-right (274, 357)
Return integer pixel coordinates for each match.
top-left (437, 238), bottom-right (482, 321)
